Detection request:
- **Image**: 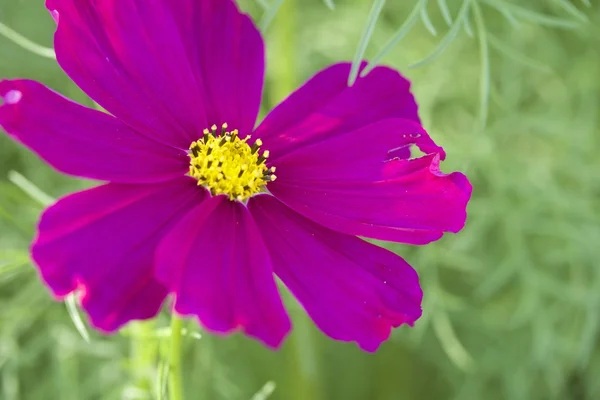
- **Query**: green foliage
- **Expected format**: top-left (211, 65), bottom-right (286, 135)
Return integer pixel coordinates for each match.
top-left (1, 0), bottom-right (599, 399)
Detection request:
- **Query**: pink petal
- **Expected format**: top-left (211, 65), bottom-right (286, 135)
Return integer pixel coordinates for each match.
top-left (155, 196), bottom-right (291, 348)
top-left (249, 195), bottom-right (422, 352)
top-left (255, 62), bottom-right (432, 161)
top-left (270, 153), bottom-right (472, 244)
top-left (0, 79), bottom-right (187, 183)
top-left (46, 0), bottom-right (264, 147)
top-left (32, 177), bottom-right (205, 331)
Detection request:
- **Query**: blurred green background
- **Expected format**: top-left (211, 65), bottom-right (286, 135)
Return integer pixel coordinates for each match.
top-left (1, 0), bottom-right (599, 399)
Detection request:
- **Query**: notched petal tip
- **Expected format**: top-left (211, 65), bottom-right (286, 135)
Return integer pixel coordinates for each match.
top-left (250, 196), bottom-right (423, 352)
top-left (272, 145), bottom-right (472, 245)
top-left (357, 295), bottom-right (423, 352)
top-left (172, 306), bottom-right (291, 349)
top-left (30, 180), bottom-right (201, 335)
top-left (424, 153), bottom-right (472, 234)
top-left (430, 152), bottom-right (472, 199)
top-left (156, 197), bottom-right (291, 349)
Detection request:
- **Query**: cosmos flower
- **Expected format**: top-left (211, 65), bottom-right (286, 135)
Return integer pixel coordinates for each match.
top-left (0, 0), bottom-right (471, 351)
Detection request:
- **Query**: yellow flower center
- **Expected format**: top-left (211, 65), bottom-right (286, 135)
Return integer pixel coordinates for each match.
top-left (188, 124), bottom-right (276, 201)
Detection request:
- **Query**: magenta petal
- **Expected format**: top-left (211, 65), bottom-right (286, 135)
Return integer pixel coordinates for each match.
top-left (174, 0), bottom-right (265, 134)
top-left (0, 80), bottom-right (187, 183)
top-left (270, 154), bottom-right (472, 244)
top-left (255, 62), bottom-right (424, 160)
top-left (155, 196), bottom-right (291, 348)
top-left (32, 177), bottom-right (204, 331)
top-left (46, 0), bottom-right (264, 147)
top-left (249, 195), bottom-right (422, 352)
top-left (272, 118), bottom-right (432, 182)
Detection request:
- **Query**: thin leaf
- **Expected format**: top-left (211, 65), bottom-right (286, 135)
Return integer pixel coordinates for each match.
top-left (432, 311), bottom-right (474, 371)
top-left (553, 0), bottom-right (589, 22)
top-left (348, 0), bottom-right (386, 86)
top-left (0, 22), bottom-right (56, 58)
top-left (482, 0), bottom-right (581, 29)
top-left (259, 0), bottom-right (285, 32)
top-left (497, 7), bottom-right (521, 28)
top-left (0, 204), bottom-right (32, 236)
top-left (576, 299), bottom-right (600, 367)
top-left (361, 0), bottom-right (426, 77)
top-left (437, 0), bottom-right (453, 25)
top-left (255, 0), bottom-right (270, 10)
top-left (65, 293), bottom-right (91, 343)
top-left (0, 260), bottom-right (29, 282)
top-left (156, 361), bottom-right (169, 400)
top-left (0, 249), bottom-right (29, 263)
top-left (463, 11), bottom-right (474, 37)
top-left (8, 171), bottom-right (54, 207)
top-left (250, 381), bottom-right (276, 400)
top-left (473, 1), bottom-right (490, 130)
top-left (474, 259), bottom-right (519, 299)
top-left (323, 0), bottom-right (335, 10)
top-left (420, 1), bottom-right (438, 36)
top-left (487, 33), bottom-right (553, 73)
top-left (409, 0), bottom-right (471, 69)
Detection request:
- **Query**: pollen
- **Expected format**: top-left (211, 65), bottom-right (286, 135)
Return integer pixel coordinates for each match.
top-left (188, 124), bottom-right (276, 201)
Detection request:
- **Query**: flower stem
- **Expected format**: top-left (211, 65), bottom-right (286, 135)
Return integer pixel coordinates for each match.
top-left (168, 315), bottom-right (185, 400)
top-left (269, 0), bottom-right (297, 104)
top-left (270, 1), bottom-right (322, 398)
top-left (129, 321), bottom-right (158, 394)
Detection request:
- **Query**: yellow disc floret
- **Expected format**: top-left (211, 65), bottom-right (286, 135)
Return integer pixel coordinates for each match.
top-left (188, 124), bottom-right (276, 201)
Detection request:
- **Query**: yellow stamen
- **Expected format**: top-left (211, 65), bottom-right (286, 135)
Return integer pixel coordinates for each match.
top-left (188, 123), bottom-right (275, 201)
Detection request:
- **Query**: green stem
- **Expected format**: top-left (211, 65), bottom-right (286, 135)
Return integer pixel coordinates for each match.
top-left (270, 2), bottom-right (322, 398)
top-left (168, 315), bottom-right (185, 400)
top-left (288, 315), bottom-right (321, 400)
top-left (269, 0), bottom-right (296, 103)
top-left (129, 321), bottom-right (158, 394)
